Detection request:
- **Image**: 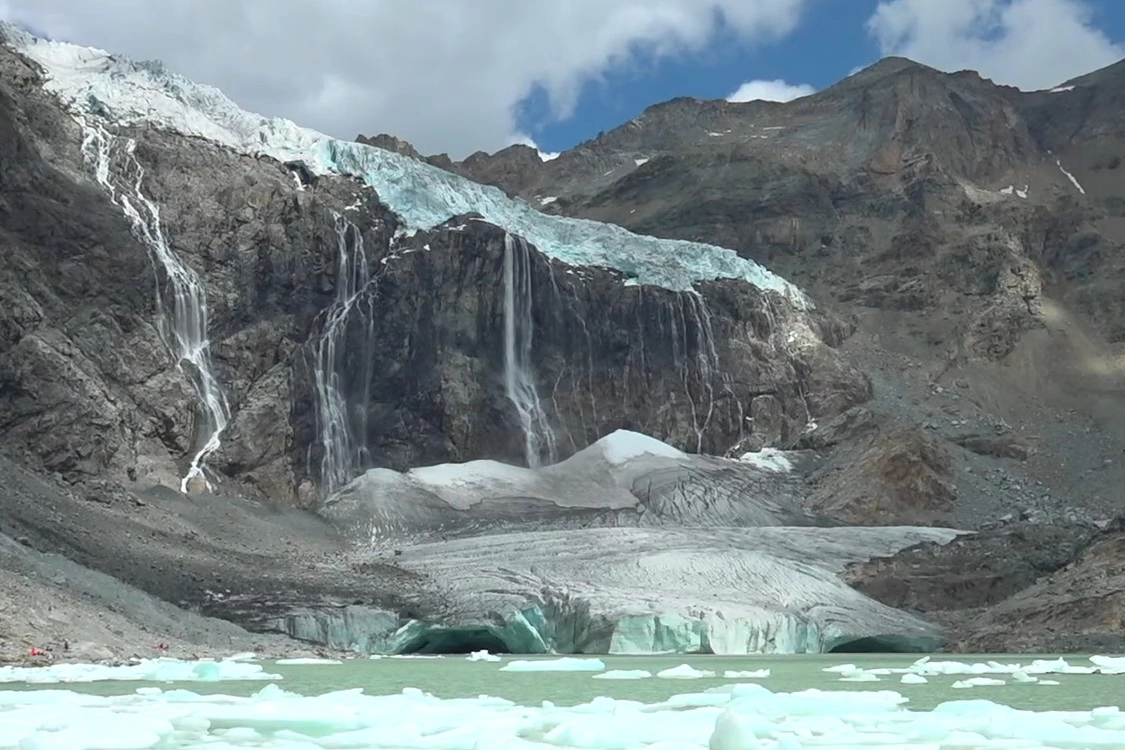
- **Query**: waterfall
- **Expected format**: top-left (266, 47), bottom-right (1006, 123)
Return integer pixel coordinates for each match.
top-left (77, 119), bottom-right (230, 492)
top-left (502, 233), bottom-right (556, 468)
top-left (312, 213), bottom-right (375, 493)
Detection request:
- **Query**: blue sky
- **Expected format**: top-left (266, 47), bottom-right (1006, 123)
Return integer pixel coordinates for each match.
top-left (522, 0), bottom-right (1125, 154)
top-left (4, 0), bottom-right (1125, 157)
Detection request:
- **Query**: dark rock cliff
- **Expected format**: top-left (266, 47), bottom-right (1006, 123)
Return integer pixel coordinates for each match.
top-left (0, 43), bottom-right (862, 506)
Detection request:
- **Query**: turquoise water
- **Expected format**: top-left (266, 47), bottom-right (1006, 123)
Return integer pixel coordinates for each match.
top-left (6, 653), bottom-right (1122, 712)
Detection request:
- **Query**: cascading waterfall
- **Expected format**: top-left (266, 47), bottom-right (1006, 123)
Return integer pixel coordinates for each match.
top-left (502, 233), bottom-right (557, 468)
top-left (77, 118), bottom-right (230, 492)
top-left (682, 291), bottom-right (743, 453)
top-left (312, 213), bottom-right (375, 493)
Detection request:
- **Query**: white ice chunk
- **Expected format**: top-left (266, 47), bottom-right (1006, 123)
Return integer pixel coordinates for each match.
top-left (593, 669), bottom-right (653, 680)
top-left (596, 429), bottom-right (687, 465)
top-left (466, 650), bottom-right (502, 662)
top-left (499, 657), bottom-right (606, 672)
top-left (0, 658), bottom-right (281, 684)
top-left (737, 448), bottom-right (793, 473)
top-left (657, 664), bottom-right (716, 679)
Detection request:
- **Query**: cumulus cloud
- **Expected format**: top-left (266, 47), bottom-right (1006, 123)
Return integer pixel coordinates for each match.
top-left (867, 0), bottom-right (1123, 90)
top-left (0, 0), bottom-right (811, 157)
top-left (726, 79), bottom-right (815, 103)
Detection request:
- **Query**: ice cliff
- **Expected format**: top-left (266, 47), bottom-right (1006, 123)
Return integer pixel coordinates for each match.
top-left (8, 27), bottom-right (808, 302)
top-left (307, 432), bottom-right (961, 655)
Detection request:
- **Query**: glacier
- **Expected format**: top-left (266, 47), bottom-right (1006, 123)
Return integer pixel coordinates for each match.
top-left (321, 430), bottom-right (817, 539)
top-left (309, 431), bottom-right (962, 656)
top-left (7, 27), bottom-right (809, 303)
top-left (273, 525), bottom-right (959, 656)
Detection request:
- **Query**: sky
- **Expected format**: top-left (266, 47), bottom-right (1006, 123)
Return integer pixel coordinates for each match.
top-left (2, 0), bottom-right (1123, 159)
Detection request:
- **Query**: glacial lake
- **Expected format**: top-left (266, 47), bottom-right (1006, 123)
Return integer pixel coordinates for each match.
top-left (3, 653), bottom-right (1125, 749)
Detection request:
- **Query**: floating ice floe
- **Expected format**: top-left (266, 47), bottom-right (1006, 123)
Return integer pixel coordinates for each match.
top-left (593, 669), bottom-right (653, 680)
top-left (657, 664), bottom-right (716, 679)
top-left (0, 658), bottom-right (281, 684)
top-left (824, 655), bottom-right (1125, 686)
top-left (499, 657), bottom-right (606, 672)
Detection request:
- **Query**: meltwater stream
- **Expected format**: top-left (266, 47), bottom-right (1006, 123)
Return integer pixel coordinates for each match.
top-left (311, 213), bottom-right (375, 493)
top-left (502, 233), bottom-right (557, 468)
top-left (78, 119), bottom-right (230, 492)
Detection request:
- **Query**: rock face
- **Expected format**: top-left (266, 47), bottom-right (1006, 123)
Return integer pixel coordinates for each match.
top-left (843, 520), bottom-right (1125, 653)
top-left (0, 36), bottom-right (862, 506)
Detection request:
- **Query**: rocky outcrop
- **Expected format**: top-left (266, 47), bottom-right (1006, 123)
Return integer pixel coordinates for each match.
top-left (811, 427), bottom-right (957, 526)
top-left (843, 520), bottom-right (1125, 653)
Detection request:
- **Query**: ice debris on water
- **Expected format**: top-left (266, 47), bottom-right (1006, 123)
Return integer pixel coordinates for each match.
top-left (824, 654), bottom-right (1125, 686)
top-left (9, 29), bottom-right (809, 305)
top-left (0, 657), bottom-right (281, 684)
top-left (4, 668), bottom-right (1125, 749)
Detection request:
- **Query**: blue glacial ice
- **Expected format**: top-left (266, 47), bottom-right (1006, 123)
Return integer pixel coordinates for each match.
top-left (9, 28), bottom-right (809, 302)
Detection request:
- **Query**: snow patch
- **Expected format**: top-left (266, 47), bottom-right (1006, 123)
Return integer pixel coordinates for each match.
top-left (1056, 158), bottom-right (1087, 194)
top-left (595, 429), bottom-right (687, 466)
top-left (407, 460), bottom-right (534, 493)
top-left (538, 195), bottom-right (557, 206)
top-left (10, 31), bottom-right (809, 304)
top-left (634, 157), bottom-right (649, 166)
top-left (737, 448), bottom-right (793, 473)
top-left (1050, 85), bottom-right (1075, 92)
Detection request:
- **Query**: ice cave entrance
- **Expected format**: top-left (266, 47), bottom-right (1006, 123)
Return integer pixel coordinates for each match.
top-left (397, 627), bottom-right (512, 655)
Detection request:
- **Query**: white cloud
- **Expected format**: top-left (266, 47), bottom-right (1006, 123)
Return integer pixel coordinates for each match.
top-left (726, 79), bottom-right (815, 103)
top-left (0, 0), bottom-right (812, 157)
top-left (867, 0), bottom-right (1123, 90)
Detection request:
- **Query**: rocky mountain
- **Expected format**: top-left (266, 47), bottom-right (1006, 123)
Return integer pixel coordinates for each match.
top-left (2, 21), bottom-right (1125, 659)
top-left (368, 58), bottom-right (1125, 651)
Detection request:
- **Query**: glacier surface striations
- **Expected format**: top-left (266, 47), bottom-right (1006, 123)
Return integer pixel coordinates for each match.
top-left (8, 28), bottom-right (808, 302)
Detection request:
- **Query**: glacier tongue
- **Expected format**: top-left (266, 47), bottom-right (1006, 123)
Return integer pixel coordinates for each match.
top-left (9, 30), bottom-right (809, 303)
top-left (313, 431), bottom-right (963, 656)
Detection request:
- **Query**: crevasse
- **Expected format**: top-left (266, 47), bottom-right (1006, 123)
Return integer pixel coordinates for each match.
top-left (9, 29), bottom-right (810, 304)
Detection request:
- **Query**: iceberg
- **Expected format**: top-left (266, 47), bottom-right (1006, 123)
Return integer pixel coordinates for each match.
top-left (7, 27), bottom-right (809, 302)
